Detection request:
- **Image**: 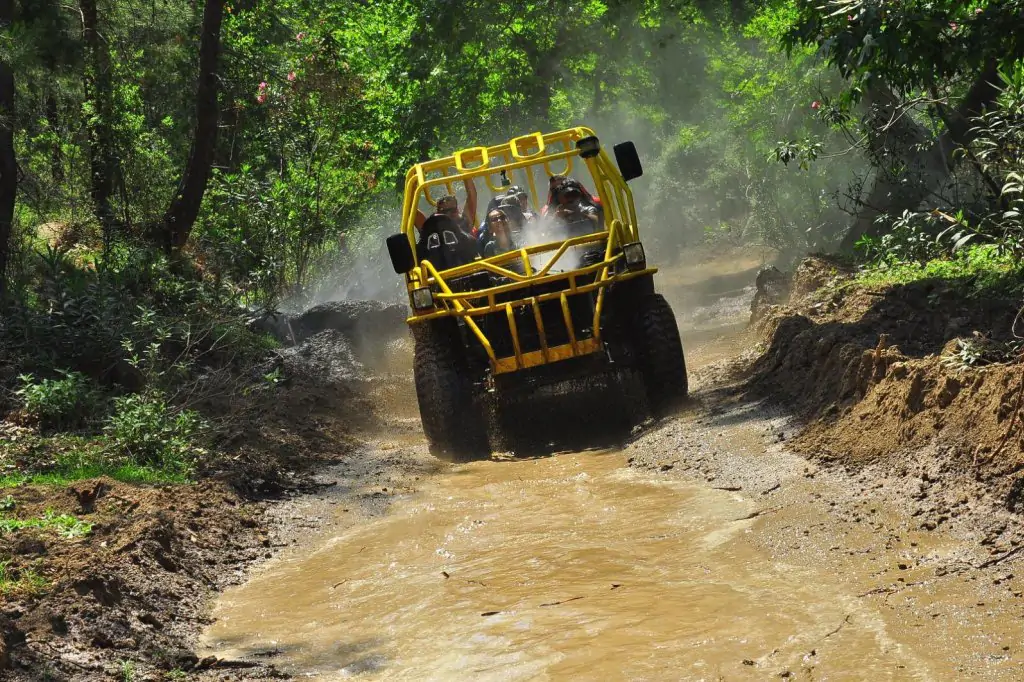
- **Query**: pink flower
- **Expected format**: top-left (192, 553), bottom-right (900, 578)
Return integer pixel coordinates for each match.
top-left (287, 71), bottom-right (296, 82)
top-left (296, 32), bottom-right (305, 41)
top-left (258, 81), bottom-right (268, 91)
top-left (256, 93), bottom-right (267, 104)
top-left (976, 8), bottom-right (983, 14)
top-left (950, 22), bottom-right (958, 30)
top-left (811, 101), bottom-right (821, 110)
top-left (848, 14), bottom-right (854, 21)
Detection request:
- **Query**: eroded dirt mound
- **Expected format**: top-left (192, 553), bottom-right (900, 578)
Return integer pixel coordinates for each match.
top-left (2, 299), bottom-right (416, 679)
top-left (747, 256), bottom-right (1024, 520)
top-left (250, 300), bottom-right (407, 347)
top-left (0, 480), bottom-right (264, 679)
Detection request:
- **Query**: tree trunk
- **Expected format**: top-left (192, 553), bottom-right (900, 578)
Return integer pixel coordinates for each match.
top-left (45, 94), bottom-right (63, 183)
top-left (81, 0), bottom-right (118, 237)
top-left (0, 0), bottom-right (15, 299)
top-left (840, 62), bottom-right (1003, 252)
top-left (162, 0), bottom-right (224, 254)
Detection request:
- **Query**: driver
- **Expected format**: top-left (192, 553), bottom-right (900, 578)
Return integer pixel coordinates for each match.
top-left (416, 213), bottom-right (478, 269)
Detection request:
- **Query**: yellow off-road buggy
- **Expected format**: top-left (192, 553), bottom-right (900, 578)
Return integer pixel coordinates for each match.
top-left (386, 128), bottom-right (687, 460)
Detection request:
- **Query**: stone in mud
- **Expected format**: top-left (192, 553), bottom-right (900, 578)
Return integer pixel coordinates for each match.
top-left (292, 300), bottom-right (407, 345)
top-left (279, 330), bottom-right (367, 385)
top-left (750, 265), bottom-right (791, 323)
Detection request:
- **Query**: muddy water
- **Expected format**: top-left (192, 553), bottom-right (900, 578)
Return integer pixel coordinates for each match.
top-left (201, 451), bottom-right (936, 680)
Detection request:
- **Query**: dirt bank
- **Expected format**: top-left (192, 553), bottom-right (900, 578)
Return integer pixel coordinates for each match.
top-left (740, 256), bottom-right (1024, 552)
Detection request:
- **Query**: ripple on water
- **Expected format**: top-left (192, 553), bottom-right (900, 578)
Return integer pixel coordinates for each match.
top-left (199, 452), bottom-right (935, 681)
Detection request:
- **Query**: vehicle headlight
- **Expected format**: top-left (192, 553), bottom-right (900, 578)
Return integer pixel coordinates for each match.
top-left (412, 286), bottom-right (434, 311)
top-left (622, 242), bottom-right (646, 270)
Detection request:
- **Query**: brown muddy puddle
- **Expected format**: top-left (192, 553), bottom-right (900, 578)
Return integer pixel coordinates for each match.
top-left (200, 452), bottom-right (939, 680)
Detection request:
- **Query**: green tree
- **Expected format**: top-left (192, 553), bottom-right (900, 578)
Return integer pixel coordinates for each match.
top-left (783, 0), bottom-right (1024, 250)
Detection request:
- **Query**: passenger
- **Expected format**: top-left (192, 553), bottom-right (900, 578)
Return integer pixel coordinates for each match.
top-left (416, 213), bottom-right (478, 270)
top-left (540, 174), bottom-right (567, 216)
top-left (513, 188), bottom-right (538, 222)
top-left (476, 190), bottom-right (508, 241)
top-left (481, 209), bottom-right (520, 258)
top-left (541, 174), bottom-right (601, 217)
top-left (414, 177), bottom-right (478, 234)
top-left (552, 180), bottom-right (602, 232)
top-left (498, 195), bottom-right (528, 236)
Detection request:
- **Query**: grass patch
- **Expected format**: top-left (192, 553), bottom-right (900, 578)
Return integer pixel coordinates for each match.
top-left (0, 560), bottom-right (49, 597)
top-left (854, 245), bottom-right (1024, 296)
top-left (1, 430), bottom-right (195, 488)
top-left (0, 463), bottom-right (190, 488)
top-left (0, 510), bottom-right (93, 538)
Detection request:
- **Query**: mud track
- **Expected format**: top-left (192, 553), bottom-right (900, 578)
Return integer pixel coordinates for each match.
top-left (5, 259), bottom-right (1024, 680)
top-left (197, 261), bottom-right (1022, 680)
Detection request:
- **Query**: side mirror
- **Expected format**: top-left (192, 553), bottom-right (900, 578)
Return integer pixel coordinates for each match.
top-left (386, 233), bottom-right (416, 273)
top-left (613, 141), bottom-right (643, 182)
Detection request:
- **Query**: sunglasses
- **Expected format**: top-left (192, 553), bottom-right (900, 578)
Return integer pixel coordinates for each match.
top-left (439, 205), bottom-right (458, 215)
top-left (488, 215), bottom-right (509, 223)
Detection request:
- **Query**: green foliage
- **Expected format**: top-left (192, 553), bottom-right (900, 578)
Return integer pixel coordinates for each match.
top-left (104, 392), bottom-right (206, 478)
top-left (118, 659), bottom-right (137, 682)
top-left (15, 370), bottom-right (99, 430)
top-left (7, 0), bottom-right (859, 301)
top-left (0, 463), bottom-right (191, 488)
top-left (856, 244), bottom-right (1024, 297)
top-left (0, 510), bottom-right (93, 538)
top-left (783, 0), bottom-right (1022, 100)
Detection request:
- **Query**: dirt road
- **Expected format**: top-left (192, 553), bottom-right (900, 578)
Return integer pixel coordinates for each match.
top-left (196, 269), bottom-right (1023, 681)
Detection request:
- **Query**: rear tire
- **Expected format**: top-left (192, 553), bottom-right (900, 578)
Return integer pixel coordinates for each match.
top-left (632, 293), bottom-right (688, 415)
top-left (413, 321), bottom-right (490, 462)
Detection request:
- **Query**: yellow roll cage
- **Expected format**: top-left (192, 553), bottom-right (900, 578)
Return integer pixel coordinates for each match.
top-left (399, 127), bottom-right (656, 375)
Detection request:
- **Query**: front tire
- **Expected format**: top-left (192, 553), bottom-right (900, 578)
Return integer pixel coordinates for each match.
top-left (632, 293), bottom-right (688, 415)
top-left (413, 320), bottom-right (490, 462)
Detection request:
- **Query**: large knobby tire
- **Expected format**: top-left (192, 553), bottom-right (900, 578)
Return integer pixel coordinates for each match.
top-left (632, 293), bottom-right (688, 415)
top-left (413, 321), bottom-right (490, 462)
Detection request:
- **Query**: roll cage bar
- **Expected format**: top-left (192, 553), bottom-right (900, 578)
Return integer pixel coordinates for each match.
top-left (399, 126), bottom-right (639, 260)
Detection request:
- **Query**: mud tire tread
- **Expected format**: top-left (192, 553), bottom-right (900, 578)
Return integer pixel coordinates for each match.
top-left (413, 321), bottom-right (489, 462)
top-left (633, 293), bottom-right (688, 415)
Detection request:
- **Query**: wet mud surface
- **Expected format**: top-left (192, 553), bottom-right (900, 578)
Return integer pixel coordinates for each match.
top-left (199, 397), bottom-right (1024, 680)
top-left (202, 452), bottom-right (933, 680)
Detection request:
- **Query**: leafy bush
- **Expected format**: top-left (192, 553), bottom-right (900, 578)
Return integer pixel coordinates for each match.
top-left (104, 392), bottom-right (206, 478)
top-left (856, 244), bottom-right (1024, 297)
top-left (15, 371), bottom-right (99, 431)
